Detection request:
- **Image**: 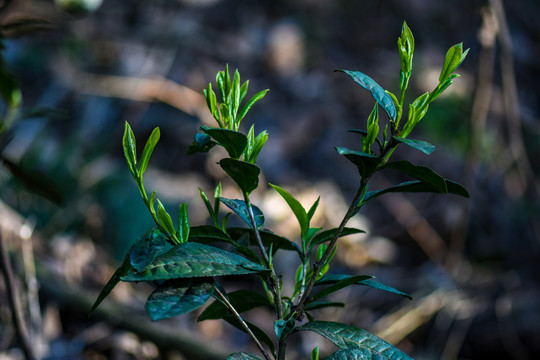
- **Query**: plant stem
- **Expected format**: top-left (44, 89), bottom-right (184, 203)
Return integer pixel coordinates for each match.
top-left (213, 285), bottom-right (272, 360)
top-left (0, 232), bottom-right (36, 360)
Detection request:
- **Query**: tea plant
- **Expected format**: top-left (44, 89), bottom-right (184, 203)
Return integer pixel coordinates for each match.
top-left (91, 22), bottom-right (469, 360)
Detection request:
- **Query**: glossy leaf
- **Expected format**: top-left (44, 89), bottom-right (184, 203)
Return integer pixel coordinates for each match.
top-left (316, 274), bottom-right (411, 300)
top-left (237, 89), bottom-right (269, 124)
top-left (335, 70), bottom-right (396, 121)
top-left (392, 136), bottom-right (435, 155)
top-left (307, 197), bottom-right (320, 222)
top-left (304, 300), bottom-right (345, 311)
top-left (381, 160), bottom-right (447, 193)
top-left (397, 21), bottom-right (415, 74)
top-left (201, 126), bottom-right (247, 159)
top-left (295, 321), bottom-right (413, 360)
top-left (122, 122), bottom-right (137, 175)
top-left (198, 289), bottom-right (270, 321)
top-left (156, 199), bottom-right (176, 239)
top-left (145, 278), bottom-right (214, 321)
top-left (269, 184), bottom-right (309, 236)
top-left (311, 274), bottom-right (373, 301)
top-left (121, 242), bottom-right (268, 281)
top-left (227, 353), bottom-right (264, 360)
top-left (220, 158), bottom-right (260, 194)
top-left (310, 227), bottom-right (365, 249)
top-left (189, 225), bottom-right (233, 245)
top-left (227, 227), bottom-right (301, 255)
top-left (364, 179), bottom-right (469, 202)
top-left (439, 43), bottom-right (469, 83)
top-left (336, 147), bottom-right (380, 178)
top-left (247, 130), bottom-right (268, 164)
top-left (139, 127), bottom-right (160, 176)
top-left (326, 348), bottom-right (375, 360)
top-left (177, 203), bottom-right (190, 243)
top-left (129, 228), bottom-right (173, 273)
top-left (220, 198), bottom-right (264, 229)
top-left (90, 253), bottom-right (132, 315)
top-left (204, 83), bottom-right (220, 123)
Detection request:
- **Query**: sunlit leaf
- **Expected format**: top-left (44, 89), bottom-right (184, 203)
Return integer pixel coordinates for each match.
top-left (269, 184), bottom-right (309, 236)
top-left (139, 127), bottom-right (160, 176)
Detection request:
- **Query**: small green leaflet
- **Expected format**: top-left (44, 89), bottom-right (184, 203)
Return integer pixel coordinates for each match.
top-left (121, 242), bottom-right (268, 282)
top-left (139, 127), bottom-right (160, 176)
top-left (145, 278), bottom-right (214, 321)
top-left (335, 70), bottom-right (397, 121)
top-left (122, 122), bottom-right (137, 176)
top-left (295, 321), bottom-right (413, 360)
top-left (269, 184), bottom-right (309, 237)
top-left (392, 136), bottom-right (435, 155)
top-left (219, 197), bottom-right (265, 229)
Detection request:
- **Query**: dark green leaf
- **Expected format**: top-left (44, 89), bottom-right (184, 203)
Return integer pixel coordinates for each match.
top-left (220, 198), bottom-right (264, 229)
top-left (295, 321), bottom-right (413, 360)
top-left (189, 225), bottom-right (234, 245)
top-left (122, 122), bottom-right (137, 175)
top-left (145, 278), bottom-right (214, 321)
top-left (227, 228), bottom-right (300, 255)
top-left (365, 179), bottom-right (469, 202)
top-left (310, 227), bottom-right (365, 249)
top-left (335, 70), bottom-right (396, 121)
top-left (326, 348), bottom-right (377, 360)
top-left (304, 300), bottom-right (345, 311)
top-left (129, 228), bottom-right (173, 273)
top-left (336, 147), bottom-right (380, 178)
top-left (198, 289), bottom-right (271, 321)
top-left (201, 126), bottom-right (247, 159)
top-left (381, 160), bottom-right (447, 193)
top-left (227, 353), bottom-right (264, 360)
top-left (139, 127), bottom-right (160, 176)
top-left (90, 253), bottom-right (132, 315)
top-left (392, 136), bottom-right (434, 155)
top-left (237, 89), bottom-right (269, 123)
top-left (311, 275), bottom-right (373, 301)
top-left (220, 158), bottom-right (260, 194)
top-left (121, 242), bottom-right (268, 281)
top-left (269, 184), bottom-right (309, 236)
top-left (315, 275), bottom-right (411, 300)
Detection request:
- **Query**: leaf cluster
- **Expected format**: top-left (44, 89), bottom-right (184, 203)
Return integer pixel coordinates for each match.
top-left (93, 23), bottom-right (470, 360)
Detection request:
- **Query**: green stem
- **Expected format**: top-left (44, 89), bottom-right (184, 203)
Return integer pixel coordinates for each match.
top-left (214, 285), bottom-right (272, 360)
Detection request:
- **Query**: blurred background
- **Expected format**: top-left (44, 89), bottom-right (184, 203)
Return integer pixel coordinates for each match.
top-left (0, 0), bottom-right (539, 359)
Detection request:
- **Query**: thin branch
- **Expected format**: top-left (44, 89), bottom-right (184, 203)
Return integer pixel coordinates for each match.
top-left (213, 285), bottom-right (272, 360)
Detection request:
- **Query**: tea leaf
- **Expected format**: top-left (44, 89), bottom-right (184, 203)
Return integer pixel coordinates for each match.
top-left (439, 43), bottom-right (469, 83)
top-left (335, 147), bottom-right (380, 178)
top-left (189, 225), bottom-right (233, 245)
top-left (145, 278), bottom-right (214, 321)
top-left (311, 274), bottom-right (373, 301)
top-left (392, 136), bottom-right (435, 154)
top-left (381, 160), bottom-right (447, 193)
top-left (139, 127), bottom-right (160, 176)
top-left (177, 203), bottom-right (190, 243)
top-left (237, 89), bottom-right (269, 124)
top-left (325, 348), bottom-right (374, 360)
top-left (156, 199), bottom-right (177, 239)
top-left (198, 289), bottom-right (271, 321)
top-left (90, 253), bottom-right (132, 315)
top-left (269, 184), bottom-right (309, 236)
top-left (295, 321), bottom-right (413, 360)
top-left (304, 300), bottom-right (345, 311)
top-left (219, 198), bottom-right (265, 229)
top-left (220, 158), bottom-right (260, 194)
top-left (122, 122), bottom-right (137, 176)
top-left (121, 242), bottom-right (268, 281)
top-left (310, 227), bottom-right (365, 249)
top-left (201, 126), bottom-right (247, 159)
top-left (129, 228), bottom-right (173, 273)
top-left (224, 318), bottom-right (276, 355)
top-left (315, 274), bottom-right (411, 300)
top-left (335, 70), bottom-right (396, 121)
top-left (365, 179), bottom-right (469, 202)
